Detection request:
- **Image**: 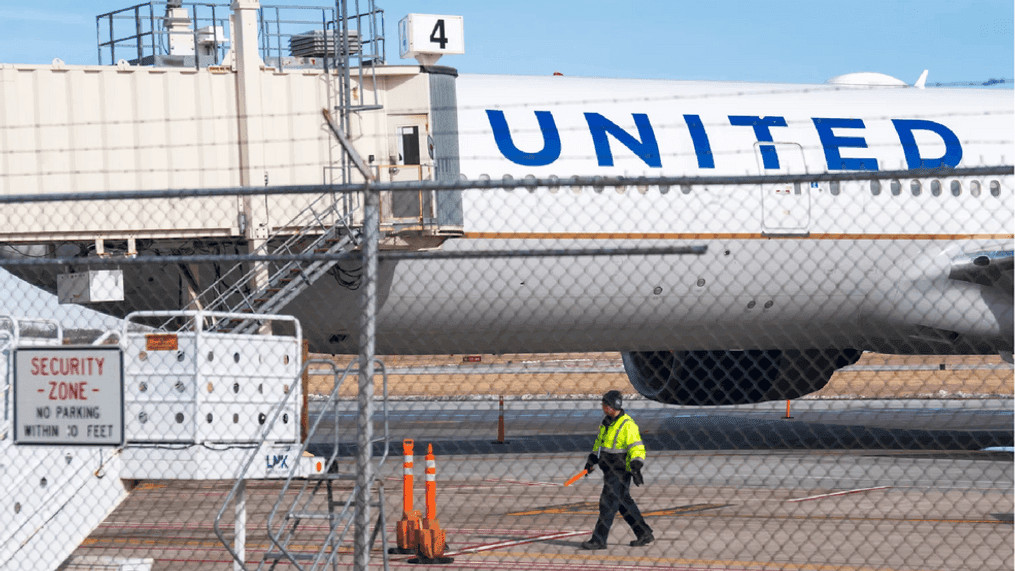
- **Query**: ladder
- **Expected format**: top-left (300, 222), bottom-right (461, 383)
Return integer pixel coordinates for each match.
top-left (215, 358), bottom-right (391, 570)
top-left (264, 358), bottom-right (391, 570)
top-left (178, 194), bottom-right (361, 334)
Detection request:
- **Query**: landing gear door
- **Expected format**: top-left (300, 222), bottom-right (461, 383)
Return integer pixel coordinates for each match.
top-left (385, 115), bottom-right (433, 226)
top-left (758, 142), bottom-right (810, 236)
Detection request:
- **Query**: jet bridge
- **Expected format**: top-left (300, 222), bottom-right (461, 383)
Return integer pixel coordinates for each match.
top-left (0, 1), bottom-right (463, 316)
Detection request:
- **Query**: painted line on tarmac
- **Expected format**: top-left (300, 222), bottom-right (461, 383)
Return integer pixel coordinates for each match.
top-left (442, 530), bottom-right (587, 557)
top-left (457, 549), bottom-right (910, 571)
top-left (483, 477), bottom-right (562, 487)
top-left (786, 486), bottom-right (891, 502)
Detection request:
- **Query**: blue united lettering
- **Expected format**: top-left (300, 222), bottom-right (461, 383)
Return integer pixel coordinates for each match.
top-left (485, 110), bottom-right (963, 172)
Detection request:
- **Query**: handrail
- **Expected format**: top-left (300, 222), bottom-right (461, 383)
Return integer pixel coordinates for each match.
top-left (173, 196), bottom-right (360, 330)
top-left (262, 357), bottom-right (389, 570)
top-left (262, 359), bottom-right (353, 570)
top-left (125, 309), bottom-right (301, 341)
top-left (1, 331), bottom-right (13, 440)
top-left (0, 316), bottom-right (65, 441)
top-left (211, 357), bottom-right (335, 570)
top-left (91, 330), bottom-right (121, 345)
top-left (0, 315), bottom-right (64, 347)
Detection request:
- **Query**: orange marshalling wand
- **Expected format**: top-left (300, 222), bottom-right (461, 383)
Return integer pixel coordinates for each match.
top-left (563, 469), bottom-right (588, 487)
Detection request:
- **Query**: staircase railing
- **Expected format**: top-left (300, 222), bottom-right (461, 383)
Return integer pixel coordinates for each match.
top-left (167, 191), bottom-right (360, 333)
top-left (213, 357), bottom-right (390, 570)
top-left (263, 358), bottom-right (390, 570)
top-left (211, 355), bottom-right (331, 569)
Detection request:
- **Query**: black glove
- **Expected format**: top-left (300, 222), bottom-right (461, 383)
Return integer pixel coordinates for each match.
top-left (584, 453), bottom-right (598, 474)
top-left (630, 459), bottom-right (644, 487)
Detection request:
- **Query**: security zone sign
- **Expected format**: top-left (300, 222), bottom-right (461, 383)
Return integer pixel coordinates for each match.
top-left (13, 346), bottom-right (124, 446)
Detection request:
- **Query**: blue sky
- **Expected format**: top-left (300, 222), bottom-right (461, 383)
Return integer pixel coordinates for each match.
top-left (0, 0), bottom-right (1011, 86)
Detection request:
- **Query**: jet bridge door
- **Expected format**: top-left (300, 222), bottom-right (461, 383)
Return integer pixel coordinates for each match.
top-left (383, 114), bottom-right (434, 227)
top-left (758, 142), bottom-right (811, 235)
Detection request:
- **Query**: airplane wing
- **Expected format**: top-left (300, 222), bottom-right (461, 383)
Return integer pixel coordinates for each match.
top-left (949, 249), bottom-right (1014, 290)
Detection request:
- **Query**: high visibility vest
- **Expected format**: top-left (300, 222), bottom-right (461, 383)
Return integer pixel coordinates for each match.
top-left (593, 413), bottom-right (645, 471)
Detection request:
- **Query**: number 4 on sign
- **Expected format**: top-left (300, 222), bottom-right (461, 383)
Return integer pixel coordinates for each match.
top-left (430, 19), bottom-right (448, 49)
top-left (398, 14), bottom-right (464, 61)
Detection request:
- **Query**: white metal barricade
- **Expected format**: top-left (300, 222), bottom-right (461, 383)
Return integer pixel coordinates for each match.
top-left (119, 310), bottom-right (322, 480)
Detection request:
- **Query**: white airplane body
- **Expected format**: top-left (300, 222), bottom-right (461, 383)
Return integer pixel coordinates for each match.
top-left (288, 73), bottom-right (1013, 404)
top-left (0, 30), bottom-right (1010, 405)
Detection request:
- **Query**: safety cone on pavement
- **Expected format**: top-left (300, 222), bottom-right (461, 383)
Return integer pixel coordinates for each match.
top-left (408, 443), bottom-right (454, 564)
top-left (390, 439), bottom-right (421, 554)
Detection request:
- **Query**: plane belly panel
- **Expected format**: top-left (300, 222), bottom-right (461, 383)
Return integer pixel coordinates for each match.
top-left (294, 238), bottom-right (873, 354)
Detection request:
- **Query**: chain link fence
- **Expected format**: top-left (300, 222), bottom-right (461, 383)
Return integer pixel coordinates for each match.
top-left (0, 170), bottom-right (1011, 570)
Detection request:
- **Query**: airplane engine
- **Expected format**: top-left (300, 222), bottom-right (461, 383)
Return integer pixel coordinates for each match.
top-left (622, 348), bottom-right (862, 406)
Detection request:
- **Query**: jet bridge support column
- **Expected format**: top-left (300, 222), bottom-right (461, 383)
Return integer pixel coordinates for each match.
top-left (231, 0), bottom-right (270, 291)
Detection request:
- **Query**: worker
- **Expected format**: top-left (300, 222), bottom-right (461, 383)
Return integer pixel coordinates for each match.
top-left (579, 390), bottom-right (654, 550)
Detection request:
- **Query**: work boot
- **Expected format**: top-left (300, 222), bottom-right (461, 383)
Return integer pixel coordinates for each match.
top-left (579, 540), bottom-right (607, 550)
top-left (630, 532), bottom-right (654, 547)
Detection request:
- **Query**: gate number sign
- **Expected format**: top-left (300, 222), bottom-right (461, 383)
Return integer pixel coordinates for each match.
top-left (399, 14), bottom-right (465, 58)
top-left (13, 346), bottom-right (124, 446)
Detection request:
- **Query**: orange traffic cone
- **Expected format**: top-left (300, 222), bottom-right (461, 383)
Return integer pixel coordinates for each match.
top-left (390, 439), bottom-right (421, 554)
top-left (408, 443), bottom-right (454, 564)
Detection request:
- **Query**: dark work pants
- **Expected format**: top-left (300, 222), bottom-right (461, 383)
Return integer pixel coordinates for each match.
top-left (591, 463), bottom-right (652, 544)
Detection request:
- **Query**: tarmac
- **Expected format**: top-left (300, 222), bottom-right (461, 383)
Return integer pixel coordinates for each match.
top-left (68, 397), bottom-right (1014, 570)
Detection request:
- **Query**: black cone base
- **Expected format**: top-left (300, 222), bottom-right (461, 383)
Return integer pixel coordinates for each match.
top-left (407, 555), bottom-right (455, 564)
top-left (388, 547), bottom-right (416, 554)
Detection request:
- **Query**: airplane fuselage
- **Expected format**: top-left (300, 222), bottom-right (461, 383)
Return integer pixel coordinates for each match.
top-left (299, 75), bottom-right (1011, 357)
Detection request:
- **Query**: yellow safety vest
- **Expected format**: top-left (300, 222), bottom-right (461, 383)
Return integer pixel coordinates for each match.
top-left (592, 413), bottom-right (645, 471)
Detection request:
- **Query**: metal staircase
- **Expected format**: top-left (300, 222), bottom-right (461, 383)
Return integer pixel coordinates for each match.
top-left (215, 358), bottom-right (391, 570)
top-left (179, 194), bottom-right (361, 334)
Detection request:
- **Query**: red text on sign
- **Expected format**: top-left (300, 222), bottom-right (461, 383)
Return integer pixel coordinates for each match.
top-left (48, 381), bottom-right (89, 401)
top-left (31, 357), bottom-right (105, 377)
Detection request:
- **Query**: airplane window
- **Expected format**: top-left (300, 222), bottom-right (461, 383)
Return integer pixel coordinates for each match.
top-left (890, 180), bottom-right (901, 196)
top-left (931, 180), bottom-right (942, 196)
top-left (946, 180), bottom-right (958, 196)
top-left (659, 185), bottom-right (670, 194)
top-left (680, 184), bottom-right (692, 195)
top-left (966, 181), bottom-right (978, 196)
top-left (829, 181), bottom-right (840, 196)
top-left (870, 180), bottom-right (881, 195)
top-left (637, 185), bottom-right (649, 195)
top-left (990, 180), bottom-right (1001, 197)
top-left (910, 180), bottom-right (921, 196)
